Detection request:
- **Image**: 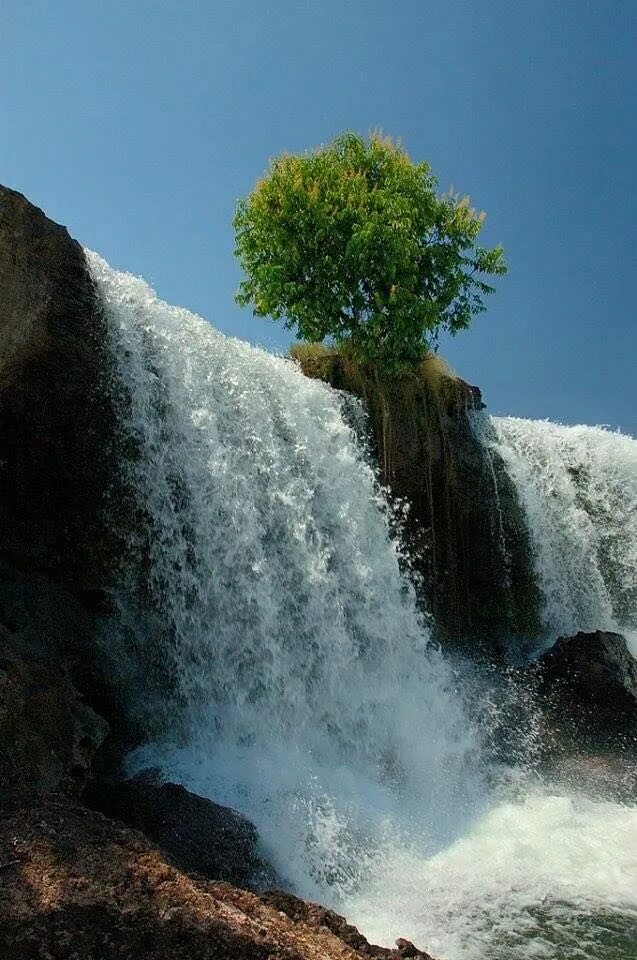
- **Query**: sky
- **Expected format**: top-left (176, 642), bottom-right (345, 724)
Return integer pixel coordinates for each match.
top-left (2, 0), bottom-right (635, 432)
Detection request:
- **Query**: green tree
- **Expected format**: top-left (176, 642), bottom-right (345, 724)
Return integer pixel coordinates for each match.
top-left (234, 132), bottom-right (506, 373)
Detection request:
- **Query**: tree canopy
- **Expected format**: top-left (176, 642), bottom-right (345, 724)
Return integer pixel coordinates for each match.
top-left (234, 132), bottom-right (506, 372)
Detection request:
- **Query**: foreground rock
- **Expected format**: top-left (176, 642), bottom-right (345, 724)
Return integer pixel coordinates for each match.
top-left (263, 891), bottom-right (434, 959)
top-left (0, 800), bottom-right (437, 960)
top-left (536, 630), bottom-right (637, 752)
top-left (85, 776), bottom-right (274, 889)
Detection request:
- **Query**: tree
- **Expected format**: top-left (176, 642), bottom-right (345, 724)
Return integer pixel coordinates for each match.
top-left (234, 132), bottom-right (506, 373)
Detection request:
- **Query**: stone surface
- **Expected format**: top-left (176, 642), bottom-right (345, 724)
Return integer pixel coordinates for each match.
top-left (0, 633), bottom-right (108, 807)
top-left (0, 185), bottom-right (136, 730)
top-left (0, 184), bottom-right (154, 750)
top-left (85, 776), bottom-right (274, 889)
top-left (0, 800), bottom-right (439, 960)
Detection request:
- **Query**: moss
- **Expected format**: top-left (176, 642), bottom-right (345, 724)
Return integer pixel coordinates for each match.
top-left (288, 342), bottom-right (340, 381)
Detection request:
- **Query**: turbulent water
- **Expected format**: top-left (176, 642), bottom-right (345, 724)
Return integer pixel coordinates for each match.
top-left (489, 416), bottom-right (637, 652)
top-left (88, 251), bottom-right (637, 960)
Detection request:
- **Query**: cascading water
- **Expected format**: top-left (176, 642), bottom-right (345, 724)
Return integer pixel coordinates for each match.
top-left (88, 250), bottom-right (637, 960)
top-left (488, 416), bottom-right (637, 651)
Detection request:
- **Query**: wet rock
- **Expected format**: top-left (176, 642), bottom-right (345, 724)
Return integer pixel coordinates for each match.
top-left (536, 630), bottom-right (637, 752)
top-left (84, 776), bottom-right (274, 889)
top-left (0, 636), bottom-right (108, 807)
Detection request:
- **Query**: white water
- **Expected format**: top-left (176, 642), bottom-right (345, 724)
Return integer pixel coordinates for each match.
top-left (488, 417), bottom-right (637, 650)
top-left (89, 251), bottom-right (637, 960)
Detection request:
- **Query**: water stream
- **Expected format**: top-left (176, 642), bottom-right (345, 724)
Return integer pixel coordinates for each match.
top-left (88, 251), bottom-right (637, 960)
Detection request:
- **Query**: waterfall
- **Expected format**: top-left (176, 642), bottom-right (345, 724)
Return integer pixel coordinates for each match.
top-left (88, 250), bottom-right (486, 890)
top-left (489, 416), bottom-right (637, 650)
top-left (88, 250), bottom-right (637, 960)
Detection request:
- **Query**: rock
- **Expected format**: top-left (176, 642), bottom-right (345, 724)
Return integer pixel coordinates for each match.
top-left (84, 776), bottom-right (274, 889)
top-left (0, 799), bottom-right (439, 960)
top-left (0, 185), bottom-right (140, 731)
top-left (0, 636), bottom-right (108, 807)
top-left (0, 184), bottom-right (172, 756)
top-left (0, 184), bottom-right (119, 588)
top-left (292, 347), bottom-right (541, 659)
top-left (536, 630), bottom-right (637, 752)
top-left (261, 891), bottom-right (435, 959)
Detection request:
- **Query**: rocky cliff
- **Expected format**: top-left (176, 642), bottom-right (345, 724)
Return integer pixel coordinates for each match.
top-left (0, 185), bottom-right (132, 732)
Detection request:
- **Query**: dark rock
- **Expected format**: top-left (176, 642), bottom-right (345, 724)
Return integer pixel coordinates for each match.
top-left (0, 635), bottom-right (108, 807)
top-left (0, 185), bottom-right (139, 731)
top-left (0, 184), bottom-right (119, 588)
top-left (536, 630), bottom-right (637, 752)
top-left (84, 777), bottom-right (273, 889)
top-left (293, 349), bottom-right (541, 658)
top-left (0, 184), bottom-right (163, 760)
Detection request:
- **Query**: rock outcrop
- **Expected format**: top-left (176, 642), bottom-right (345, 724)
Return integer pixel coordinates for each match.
top-left (0, 184), bottom-right (119, 589)
top-left (292, 345), bottom-right (540, 657)
top-left (0, 800), bottom-right (437, 960)
top-left (0, 185), bottom-right (131, 736)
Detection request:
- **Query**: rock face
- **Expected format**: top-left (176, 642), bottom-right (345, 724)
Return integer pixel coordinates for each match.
top-left (0, 800), bottom-right (438, 960)
top-left (536, 630), bottom-right (637, 752)
top-left (0, 185), bottom-right (132, 737)
top-left (85, 777), bottom-right (274, 889)
top-left (0, 633), bottom-right (108, 807)
top-left (0, 184), bottom-right (118, 588)
top-left (293, 347), bottom-right (540, 657)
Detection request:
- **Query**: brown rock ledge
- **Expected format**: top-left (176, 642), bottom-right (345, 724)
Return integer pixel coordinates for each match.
top-left (0, 800), bottom-right (437, 960)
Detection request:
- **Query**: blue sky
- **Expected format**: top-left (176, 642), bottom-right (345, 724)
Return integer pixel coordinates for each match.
top-left (2, 0), bottom-right (635, 431)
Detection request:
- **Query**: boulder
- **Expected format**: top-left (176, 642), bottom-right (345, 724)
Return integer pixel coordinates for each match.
top-left (536, 630), bottom-right (637, 752)
top-left (84, 776), bottom-right (273, 889)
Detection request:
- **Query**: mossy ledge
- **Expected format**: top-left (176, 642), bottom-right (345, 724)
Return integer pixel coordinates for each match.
top-left (291, 343), bottom-right (541, 658)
